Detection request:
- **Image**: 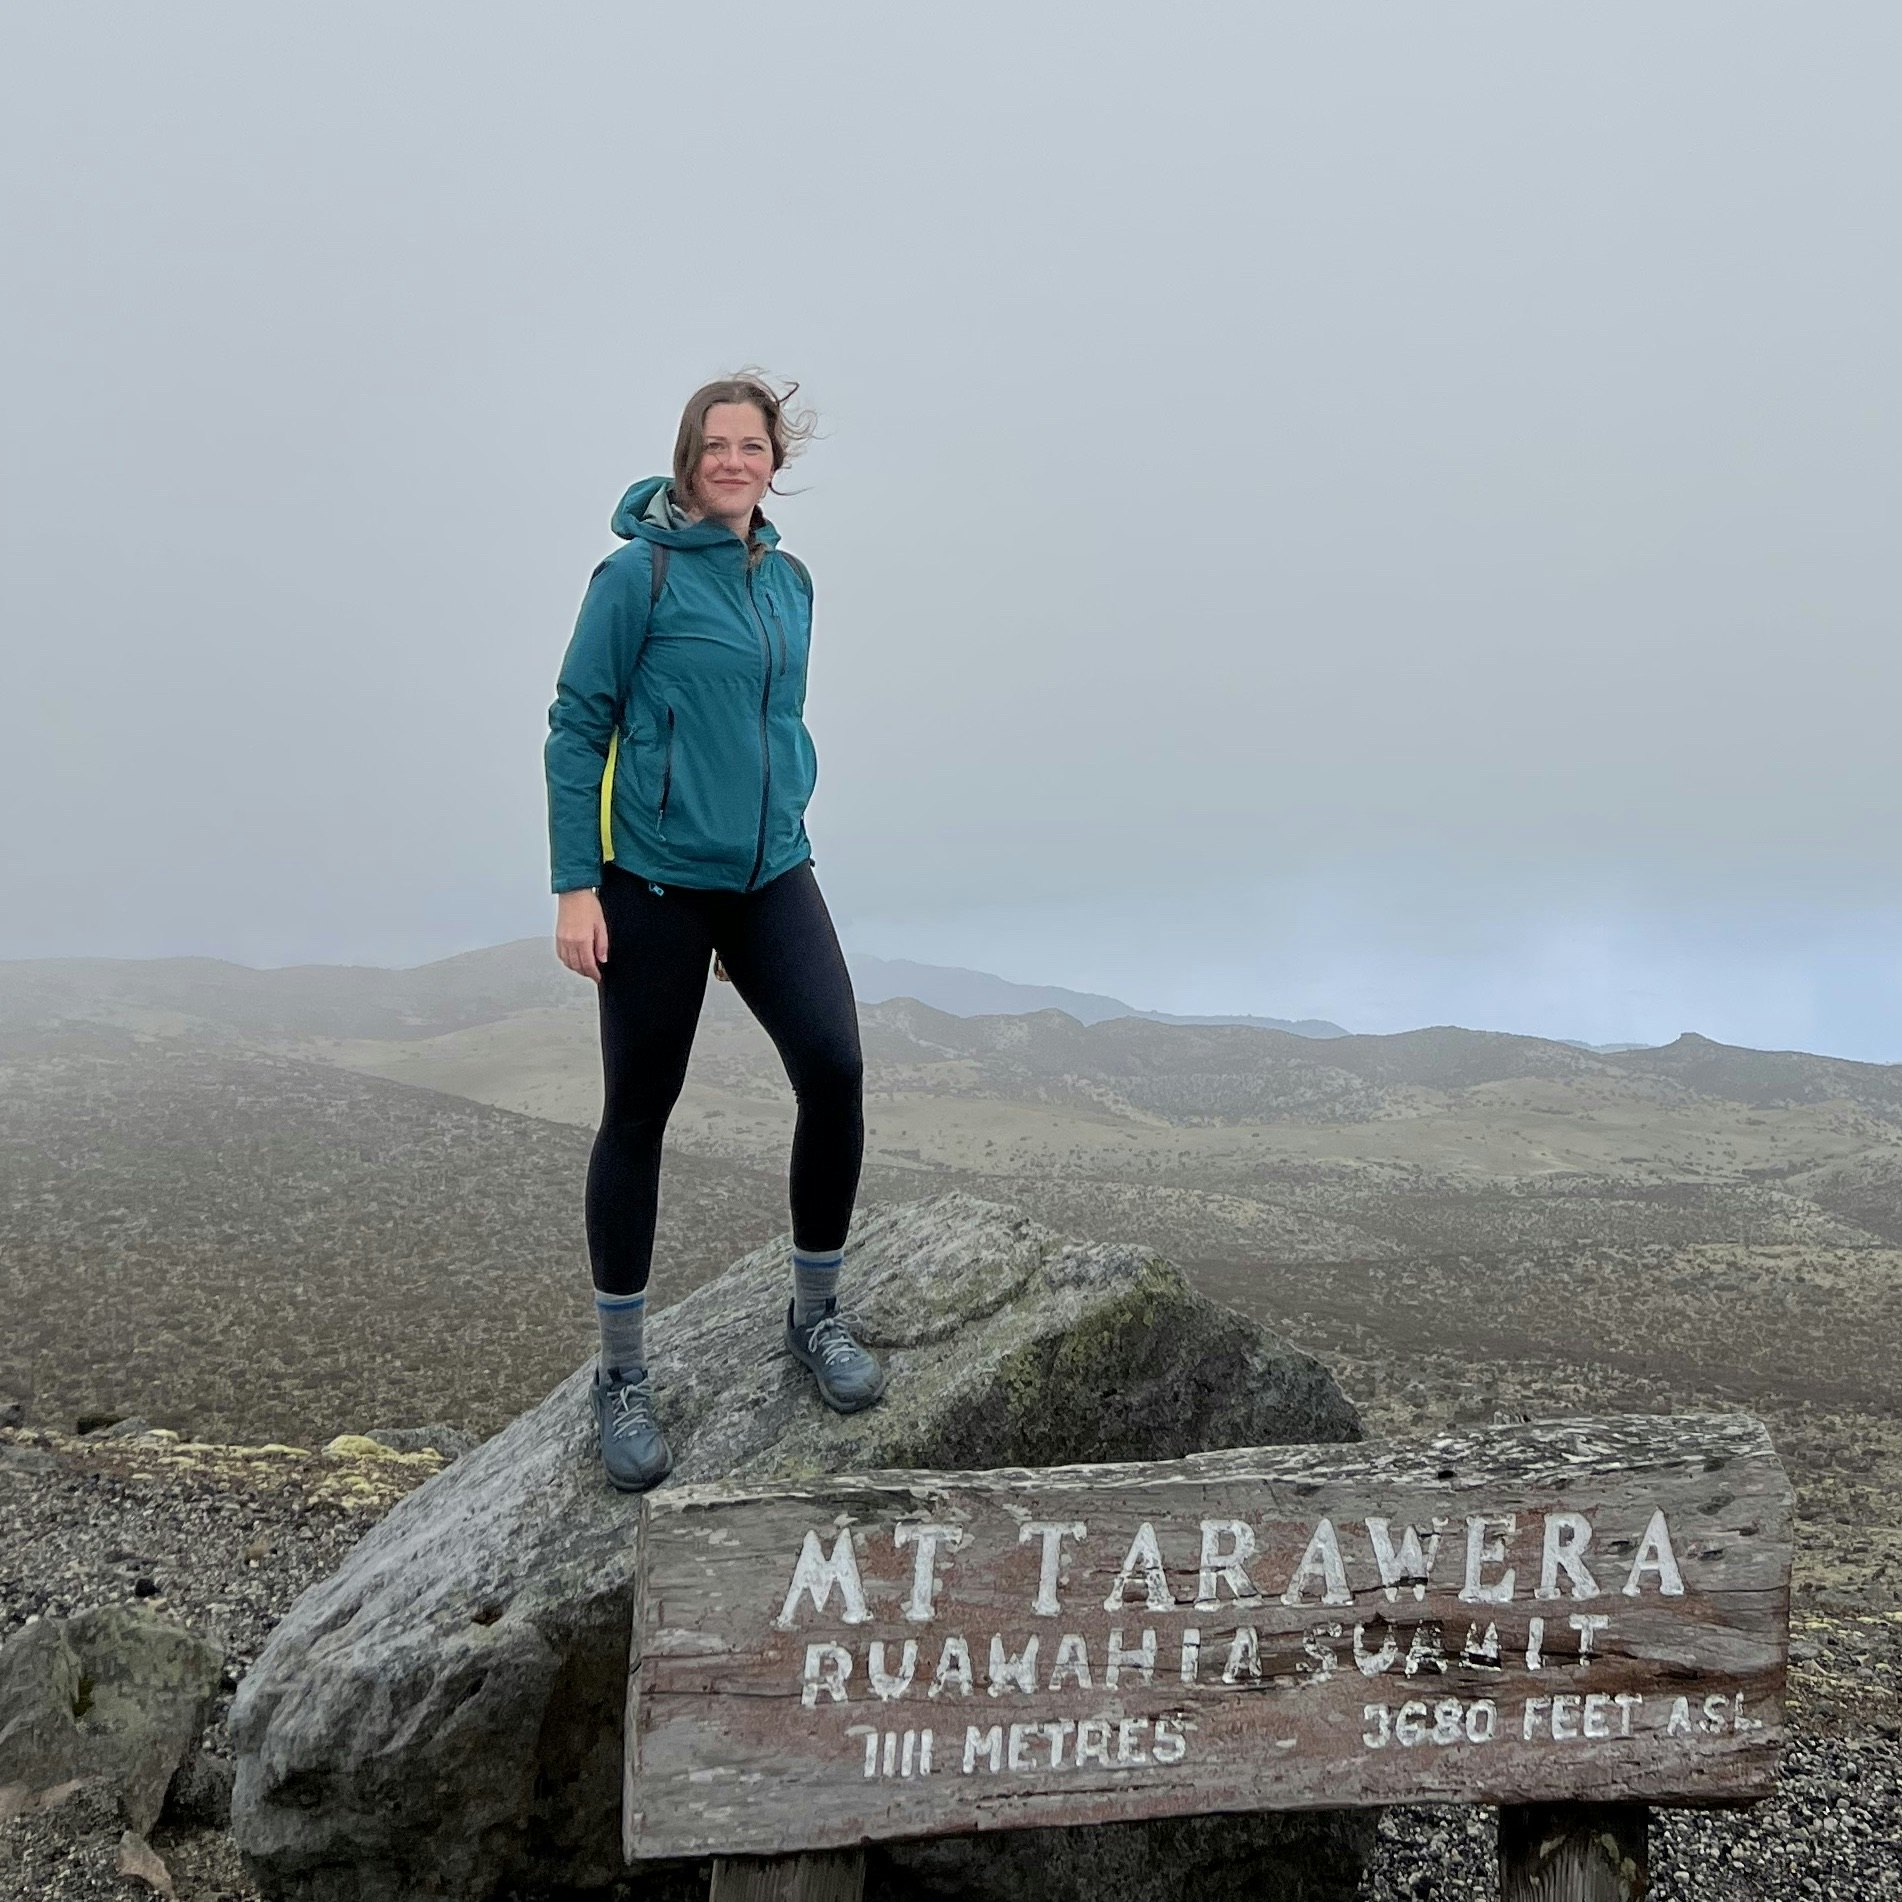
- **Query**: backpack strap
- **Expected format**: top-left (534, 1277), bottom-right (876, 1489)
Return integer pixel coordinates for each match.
top-left (600, 542), bottom-right (668, 870)
top-left (778, 550), bottom-right (813, 599)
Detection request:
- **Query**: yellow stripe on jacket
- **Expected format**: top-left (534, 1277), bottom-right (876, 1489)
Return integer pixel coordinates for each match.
top-left (599, 731), bottom-right (618, 865)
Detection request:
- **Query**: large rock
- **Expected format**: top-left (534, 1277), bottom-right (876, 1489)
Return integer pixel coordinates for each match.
top-left (0, 1605), bottom-right (223, 1834)
top-left (231, 1193), bottom-right (1364, 1902)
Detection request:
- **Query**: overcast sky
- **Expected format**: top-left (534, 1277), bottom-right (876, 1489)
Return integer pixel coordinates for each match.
top-left (3, 4), bottom-right (1898, 1057)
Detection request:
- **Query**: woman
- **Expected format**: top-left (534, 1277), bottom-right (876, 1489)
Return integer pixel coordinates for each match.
top-left (545, 373), bottom-right (883, 1494)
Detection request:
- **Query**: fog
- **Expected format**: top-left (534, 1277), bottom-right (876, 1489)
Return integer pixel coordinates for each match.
top-left (3, 3), bottom-right (1897, 1055)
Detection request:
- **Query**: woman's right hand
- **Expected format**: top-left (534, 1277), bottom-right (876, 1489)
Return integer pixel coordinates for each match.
top-left (556, 888), bottom-right (610, 983)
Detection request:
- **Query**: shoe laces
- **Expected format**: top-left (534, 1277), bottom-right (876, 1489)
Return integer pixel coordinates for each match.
top-left (803, 1311), bottom-right (865, 1369)
top-left (606, 1379), bottom-right (657, 1438)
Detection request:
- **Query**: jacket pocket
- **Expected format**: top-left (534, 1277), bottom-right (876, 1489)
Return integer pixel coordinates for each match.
top-left (658, 706), bottom-right (676, 832)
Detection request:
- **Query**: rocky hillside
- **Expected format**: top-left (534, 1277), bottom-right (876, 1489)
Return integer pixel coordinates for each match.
top-left (0, 1038), bottom-right (786, 1448)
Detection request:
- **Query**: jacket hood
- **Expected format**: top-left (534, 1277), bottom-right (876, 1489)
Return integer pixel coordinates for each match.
top-left (610, 475), bottom-right (779, 550)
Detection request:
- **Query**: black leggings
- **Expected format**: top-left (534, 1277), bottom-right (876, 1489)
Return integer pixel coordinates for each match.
top-left (586, 859), bottom-right (864, 1298)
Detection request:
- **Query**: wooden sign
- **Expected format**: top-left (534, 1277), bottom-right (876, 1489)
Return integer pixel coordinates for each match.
top-left (625, 1415), bottom-right (1790, 1863)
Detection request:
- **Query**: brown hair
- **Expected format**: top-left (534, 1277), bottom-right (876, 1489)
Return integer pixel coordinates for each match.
top-left (671, 369), bottom-right (818, 559)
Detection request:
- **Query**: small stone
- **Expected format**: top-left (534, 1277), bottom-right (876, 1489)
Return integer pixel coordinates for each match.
top-left (0, 1605), bottom-right (223, 1836)
top-left (117, 1828), bottom-right (177, 1897)
top-left (163, 1749), bottom-right (234, 1828)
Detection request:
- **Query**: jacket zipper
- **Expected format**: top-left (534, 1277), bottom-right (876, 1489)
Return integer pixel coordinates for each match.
top-left (744, 567), bottom-right (774, 889)
top-left (658, 706), bottom-right (675, 833)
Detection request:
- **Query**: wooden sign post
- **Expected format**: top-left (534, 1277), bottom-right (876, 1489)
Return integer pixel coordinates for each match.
top-left (626, 1415), bottom-right (1790, 1899)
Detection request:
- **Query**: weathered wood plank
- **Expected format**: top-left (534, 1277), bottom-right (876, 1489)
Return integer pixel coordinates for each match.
top-left (625, 1414), bottom-right (1790, 1862)
top-left (708, 1850), bottom-right (867, 1901)
top-left (1500, 1803), bottom-right (1650, 1899)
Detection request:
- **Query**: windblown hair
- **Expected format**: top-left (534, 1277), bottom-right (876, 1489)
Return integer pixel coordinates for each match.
top-left (672, 370), bottom-right (818, 559)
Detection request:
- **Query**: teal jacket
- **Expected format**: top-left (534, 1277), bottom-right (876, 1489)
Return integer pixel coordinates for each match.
top-left (545, 477), bottom-right (819, 894)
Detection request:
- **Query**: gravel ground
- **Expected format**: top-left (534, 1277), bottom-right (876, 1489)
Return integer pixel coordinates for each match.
top-left (1, 1423), bottom-right (437, 1902)
top-left (3, 1423), bottom-right (1898, 1901)
top-left (1361, 1731), bottom-right (1902, 1898)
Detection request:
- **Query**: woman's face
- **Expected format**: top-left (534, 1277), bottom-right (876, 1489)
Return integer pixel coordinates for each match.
top-left (692, 401), bottom-right (775, 527)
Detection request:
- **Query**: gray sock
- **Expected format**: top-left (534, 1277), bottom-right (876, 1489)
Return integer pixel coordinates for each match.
top-left (791, 1245), bottom-right (844, 1327)
top-left (595, 1290), bottom-right (646, 1380)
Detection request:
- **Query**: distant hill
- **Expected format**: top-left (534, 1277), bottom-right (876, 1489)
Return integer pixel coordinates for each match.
top-left (0, 942), bottom-right (575, 1043)
top-left (0, 943), bottom-right (1348, 1042)
top-left (845, 955), bottom-right (1349, 1037)
top-left (0, 1037), bottom-right (789, 1444)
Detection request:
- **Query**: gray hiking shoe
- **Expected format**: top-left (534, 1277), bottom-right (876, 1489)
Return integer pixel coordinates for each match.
top-left (591, 1368), bottom-right (673, 1493)
top-left (785, 1298), bottom-right (888, 1413)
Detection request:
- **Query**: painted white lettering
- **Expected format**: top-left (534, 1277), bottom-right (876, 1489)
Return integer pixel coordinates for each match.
top-left (1622, 1508), bottom-right (1686, 1597)
top-left (1364, 1696), bottom-right (1497, 1748)
top-left (1354, 1622), bottom-right (1400, 1676)
top-left (1302, 1621), bottom-right (1343, 1684)
top-left (1048, 1632), bottom-right (1092, 1692)
top-left (1104, 1522), bottom-right (1178, 1612)
top-left (1614, 1692), bottom-right (1643, 1736)
top-left (1733, 1692), bottom-right (1762, 1732)
top-left (1105, 1626), bottom-right (1157, 1689)
top-left (1076, 1717), bottom-right (1113, 1767)
top-left (1365, 1517), bottom-right (1444, 1602)
top-left (1460, 1515), bottom-right (1517, 1604)
top-left (895, 1523), bottom-right (965, 1623)
top-left (1195, 1519), bottom-right (1263, 1609)
top-left (987, 1633), bottom-right (1040, 1697)
top-left (1019, 1521), bottom-right (1087, 1617)
top-left (963, 1723), bottom-right (1002, 1771)
top-left (1551, 1693), bottom-right (1581, 1741)
top-left (1222, 1624), bottom-right (1262, 1685)
top-left (1116, 1717), bottom-right (1149, 1764)
top-left (1667, 1695), bottom-right (1693, 1736)
top-left (1404, 1624), bottom-right (1448, 1677)
top-left (1537, 1512), bottom-right (1600, 1600)
top-left (1152, 1714), bottom-right (1188, 1764)
top-left (775, 1528), bottom-right (871, 1629)
top-left (1525, 1615), bottom-right (1545, 1671)
top-left (801, 1642), bottom-right (852, 1708)
top-left (1179, 1627), bottom-right (1201, 1685)
top-left (1523, 1696), bottom-right (1551, 1741)
top-left (1701, 1694), bottom-right (1729, 1735)
top-left (849, 1724), bottom-right (879, 1777)
top-left (1282, 1517), bottom-right (1353, 1608)
top-left (1583, 1692), bottom-right (1613, 1739)
top-left (1462, 1622), bottom-right (1501, 1667)
top-left (1007, 1722), bottom-right (1036, 1771)
top-left (1037, 1719), bottom-right (1076, 1767)
top-left (868, 1639), bottom-right (918, 1701)
top-left (1568, 1612), bottom-right (1610, 1665)
top-left (929, 1635), bottom-right (974, 1698)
